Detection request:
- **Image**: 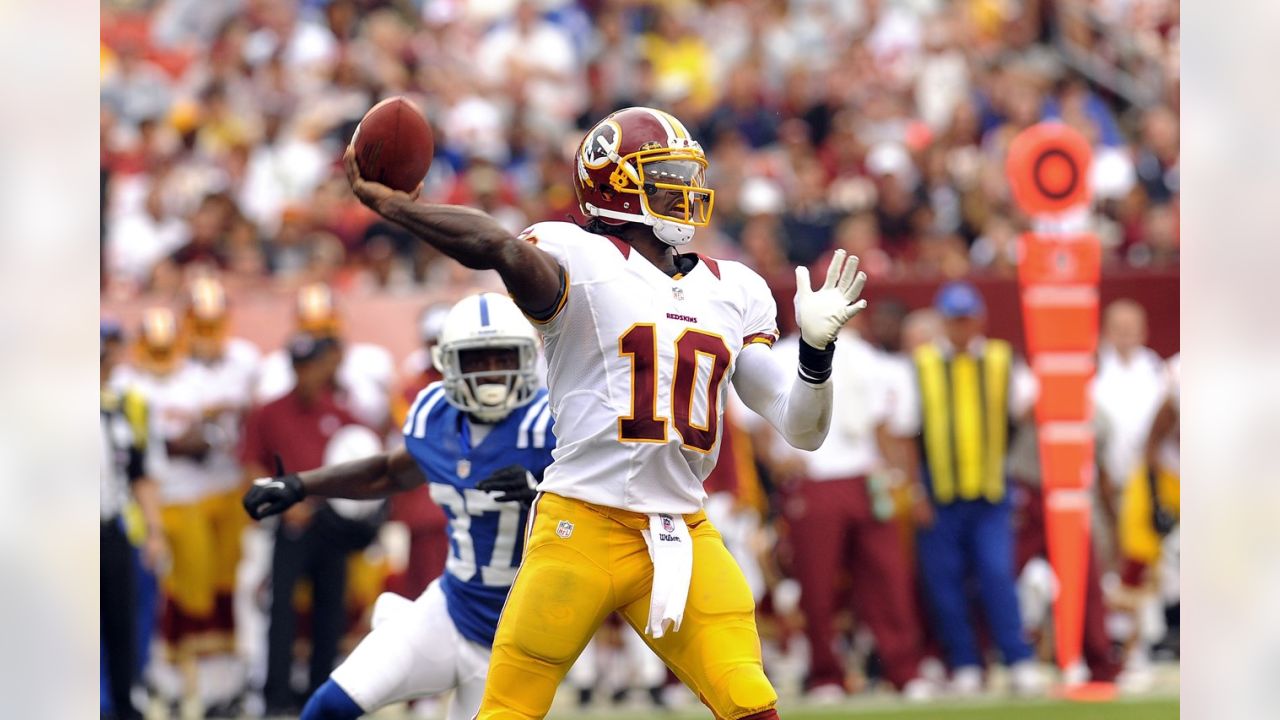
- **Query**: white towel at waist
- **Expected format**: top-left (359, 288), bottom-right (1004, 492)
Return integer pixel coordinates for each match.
top-left (641, 512), bottom-right (693, 639)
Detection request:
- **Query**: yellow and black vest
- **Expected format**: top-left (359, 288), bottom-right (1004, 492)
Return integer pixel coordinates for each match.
top-left (914, 340), bottom-right (1013, 504)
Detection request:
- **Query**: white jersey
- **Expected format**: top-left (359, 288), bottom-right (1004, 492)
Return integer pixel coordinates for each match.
top-left (124, 361), bottom-right (216, 505)
top-left (195, 337), bottom-right (262, 493)
top-left (523, 221), bottom-right (779, 514)
top-left (257, 341), bottom-right (395, 429)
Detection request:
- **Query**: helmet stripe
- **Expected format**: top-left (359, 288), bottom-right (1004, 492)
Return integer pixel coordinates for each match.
top-left (645, 107), bottom-right (678, 145)
top-left (657, 109), bottom-right (689, 140)
top-left (479, 294), bottom-right (490, 327)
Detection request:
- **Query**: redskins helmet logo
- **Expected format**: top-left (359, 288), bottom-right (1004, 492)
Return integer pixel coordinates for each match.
top-left (581, 120), bottom-right (622, 169)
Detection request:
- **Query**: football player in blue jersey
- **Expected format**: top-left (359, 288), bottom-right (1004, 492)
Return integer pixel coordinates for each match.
top-left (243, 292), bottom-right (555, 720)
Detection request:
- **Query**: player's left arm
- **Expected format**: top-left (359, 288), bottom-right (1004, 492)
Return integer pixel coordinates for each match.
top-left (733, 250), bottom-right (868, 451)
top-left (242, 447), bottom-right (426, 520)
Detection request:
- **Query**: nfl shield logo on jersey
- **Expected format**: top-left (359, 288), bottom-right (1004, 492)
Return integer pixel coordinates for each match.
top-left (671, 286), bottom-right (684, 302)
top-left (556, 520), bottom-right (574, 539)
top-left (661, 515), bottom-right (675, 533)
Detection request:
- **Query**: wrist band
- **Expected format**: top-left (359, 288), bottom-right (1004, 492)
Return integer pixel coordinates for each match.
top-left (797, 338), bottom-right (835, 384)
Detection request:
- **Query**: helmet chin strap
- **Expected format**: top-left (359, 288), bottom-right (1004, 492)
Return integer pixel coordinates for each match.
top-left (648, 215), bottom-right (695, 246)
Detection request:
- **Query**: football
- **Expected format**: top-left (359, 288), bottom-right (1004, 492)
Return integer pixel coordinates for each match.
top-left (351, 96), bottom-right (434, 193)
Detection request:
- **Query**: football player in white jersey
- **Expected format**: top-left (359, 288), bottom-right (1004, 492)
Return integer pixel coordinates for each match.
top-left (121, 307), bottom-right (221, 717)
top-left (341, 106), bottom-right (868, 720)
top-left (178, 275), bottom-right (262, 707)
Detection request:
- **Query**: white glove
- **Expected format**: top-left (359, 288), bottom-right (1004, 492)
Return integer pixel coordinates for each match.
top-left (794, 249), bottom-right (868, 349)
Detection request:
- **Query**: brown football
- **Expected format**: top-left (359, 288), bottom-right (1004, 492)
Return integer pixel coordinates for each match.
top-left (351, 97), bottom-right (434, 193)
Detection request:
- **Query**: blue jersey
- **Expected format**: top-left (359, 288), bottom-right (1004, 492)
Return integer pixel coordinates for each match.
top-left (402, 383), bottom-right (555, 646)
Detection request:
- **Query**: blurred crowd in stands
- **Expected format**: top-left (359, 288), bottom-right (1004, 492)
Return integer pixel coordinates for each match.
top-left (101, 0), bottom-right (1179, 304)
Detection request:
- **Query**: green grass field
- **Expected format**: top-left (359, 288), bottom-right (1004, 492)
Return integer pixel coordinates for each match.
top-left (596, 697), bottom-right (1179, 720)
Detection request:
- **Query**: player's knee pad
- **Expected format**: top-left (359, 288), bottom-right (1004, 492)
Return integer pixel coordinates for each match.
top-left (709, 663), bottom-right (777, 719)
top-left (300, 679), bottom-right (363, 720)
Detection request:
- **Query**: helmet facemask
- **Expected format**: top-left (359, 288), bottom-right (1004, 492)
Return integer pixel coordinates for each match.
top-left (434, 339), bottom-right (539, 423)
top-left (603, 142), bottom-right (715, 246)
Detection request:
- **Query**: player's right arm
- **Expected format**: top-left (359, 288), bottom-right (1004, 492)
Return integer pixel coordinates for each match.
top-left (344, 147), bottom-right (564, 318)
top-left (242, 446), bottom-right (425, 520)
top-left (732, 250), bottom-right (868, 452)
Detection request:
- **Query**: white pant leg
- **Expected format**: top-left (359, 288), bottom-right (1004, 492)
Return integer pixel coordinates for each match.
top-left (448, 637), bottom-right (492, 720)
top-left (234, 523), bottom-right (274, 691)
top-left (330, 579), bottom-right (491, 713)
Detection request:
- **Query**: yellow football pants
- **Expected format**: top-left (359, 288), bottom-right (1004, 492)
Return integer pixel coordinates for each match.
top-left (161, 502), bottom-right (217, 619)
top-left (1119, 465), bottom-right (1180, 565)
top-left (477, 492), bottom-right (777, 720)
top-left (197, 490), bottom-right (247, 595)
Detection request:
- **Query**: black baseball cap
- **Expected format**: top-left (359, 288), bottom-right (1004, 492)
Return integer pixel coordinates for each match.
top-left (287, 332), bottom-right (339, 365)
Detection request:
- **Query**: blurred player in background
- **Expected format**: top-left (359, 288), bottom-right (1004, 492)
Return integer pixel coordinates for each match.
top-left (1092, 299), bottom-right (1168, 563)
top-left (121, 307), bottom-right (227, 718)
top-left (256, 282), bottom-right (396, 432)
top-left (343, 106), bottom-right (868, 720)
top-left (1116, 353), bottom-right (1180, 690)
top-left (178, 274), bottom-right (262, 711)
top-left (243, 293), bottom-right (554, 720)
top-left (101, 320), bottom-right (166, 720)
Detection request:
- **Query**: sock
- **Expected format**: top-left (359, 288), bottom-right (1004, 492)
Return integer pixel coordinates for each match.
top-left (740, 710), bottom-right (781, 720)
top-left (300, 679), bottom-right (364, 720)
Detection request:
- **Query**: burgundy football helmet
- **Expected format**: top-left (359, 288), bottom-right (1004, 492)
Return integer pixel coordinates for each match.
top-left (573, 107), bottom-right (714, 246)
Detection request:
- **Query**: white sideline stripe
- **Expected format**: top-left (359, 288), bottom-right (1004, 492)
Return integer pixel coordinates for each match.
top-left (1040, 421), bottom-right (1093, 444)
top-left (1023, 285), bottom-right (1098, 307)
top-left (1046, 489), bottom-right (1093, 511)
top-left (1033, 352), bottom-right (1096, 375)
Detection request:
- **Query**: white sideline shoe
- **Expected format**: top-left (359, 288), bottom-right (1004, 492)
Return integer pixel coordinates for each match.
top-left (805, 683), bottom-right (847, 705)
top-left (1010, 659), bottom-right (1049, 697)
top-left (950, 666), bottom-right (983, 697)
top-left (902, 677), bottom-right (937, 702)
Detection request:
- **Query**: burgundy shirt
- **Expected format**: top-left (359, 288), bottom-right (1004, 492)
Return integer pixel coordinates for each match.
top-left (240, 389), bottom-right (361, 476)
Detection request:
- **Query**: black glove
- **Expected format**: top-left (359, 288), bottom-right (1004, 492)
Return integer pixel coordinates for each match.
top-left (243, 473), bottom-right (305, 520)
top-left (476, 464), bottom-right (537, 506)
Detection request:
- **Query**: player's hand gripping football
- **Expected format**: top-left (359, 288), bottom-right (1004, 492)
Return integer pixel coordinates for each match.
top-left (794, 249), bottom-right (868, 350)
top-left (344, 145), bottom-right (423, 214)
top-left (476, 464), bottom-right (538, 507)
top-left (243, 455), bottom-right (306, 520)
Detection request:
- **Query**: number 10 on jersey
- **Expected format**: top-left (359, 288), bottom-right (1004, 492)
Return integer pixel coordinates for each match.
top-left (618, 324), bottom-right (731, 453)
